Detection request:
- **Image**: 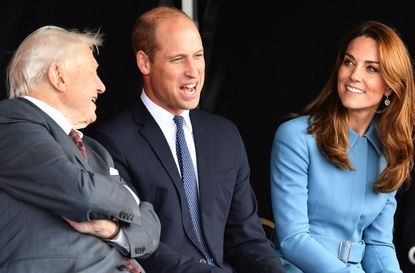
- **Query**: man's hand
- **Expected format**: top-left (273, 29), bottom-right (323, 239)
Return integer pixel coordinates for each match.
top-left (64, 218), bottom-right (120, 240)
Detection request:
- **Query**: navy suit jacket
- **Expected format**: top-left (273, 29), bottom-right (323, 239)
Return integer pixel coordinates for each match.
top-left (0, 98), bottom-right (160, 273)
top-left (394, 179), bottom-right (415, 272)
top-left (91, 99), bottom-right (284, 273)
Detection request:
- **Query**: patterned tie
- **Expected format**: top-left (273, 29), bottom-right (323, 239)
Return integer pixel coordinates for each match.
top-left (69, 129), bottom-right (87, 158)
top-left (173, 115), bottom-right (214, 264)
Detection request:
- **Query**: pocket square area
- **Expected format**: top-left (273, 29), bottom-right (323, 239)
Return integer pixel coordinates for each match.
top-left (109, 167), bottom-right (119, 175)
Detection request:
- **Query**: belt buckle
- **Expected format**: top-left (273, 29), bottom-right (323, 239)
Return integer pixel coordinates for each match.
top-left (338, 240), bottom-right (352, 263)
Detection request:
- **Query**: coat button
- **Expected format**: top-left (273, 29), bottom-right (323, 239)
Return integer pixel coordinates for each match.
top-left (198, 258), bottom-right (207, 263)
top-left (117, 264), bottom-right (127, 271)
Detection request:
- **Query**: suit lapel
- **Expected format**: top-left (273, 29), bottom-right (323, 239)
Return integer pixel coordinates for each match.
top-left (83, 136), bottom-right (113, 174)
top-left (52, 125), bottom-right (90, 170)
top-left (190, 111), bottom-right (217, 257)
top-left (132, 103), bottom-right (202, 249)
top-left (132, 103), bottom-right (181, 186)
top-left (18, 98), bottom-right (91, 170)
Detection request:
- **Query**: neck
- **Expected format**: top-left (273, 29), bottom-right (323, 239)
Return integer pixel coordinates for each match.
top-left (348, 111), bottom-right (375, 137)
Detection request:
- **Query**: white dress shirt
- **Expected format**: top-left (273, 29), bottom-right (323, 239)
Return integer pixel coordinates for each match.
top-left (141, 90), bottom-right (200, 189)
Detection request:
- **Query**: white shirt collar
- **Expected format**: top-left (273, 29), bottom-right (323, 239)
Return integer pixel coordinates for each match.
top-left (22, 96), bottom-right (81, 137)
top-left (140, 90), bottom-right (192, 132)
top-left (140, 90), bottom-right (198, 180)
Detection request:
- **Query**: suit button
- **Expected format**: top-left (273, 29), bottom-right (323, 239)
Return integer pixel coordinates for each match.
top-left (198, 258), bottom-right (207, 263)
top-left (135, 246), bottom-right (146, 254)
top-left (117, 264), bottom-right (127, 271)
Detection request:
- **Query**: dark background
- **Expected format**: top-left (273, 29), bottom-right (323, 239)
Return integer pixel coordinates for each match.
top-left (1, 1), bottom-right (414, 271)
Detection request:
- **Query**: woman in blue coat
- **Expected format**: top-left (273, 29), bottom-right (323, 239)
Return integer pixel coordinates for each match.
top-left (270, 21), bottom-right (415, 273)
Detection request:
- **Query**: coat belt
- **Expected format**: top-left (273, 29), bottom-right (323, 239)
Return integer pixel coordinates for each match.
top-left (314, 235), bottom-right (365, 263)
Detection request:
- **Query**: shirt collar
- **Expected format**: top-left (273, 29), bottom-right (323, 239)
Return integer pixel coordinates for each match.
top-left (348, 120), bottom-right (382, 156)
top-left (22, 96), bottom-right (80, 137)
top-left (140, 90), bottom-right (192, 132)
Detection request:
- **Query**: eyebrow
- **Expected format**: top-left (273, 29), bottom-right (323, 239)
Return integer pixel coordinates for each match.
top-left (345, 52), bottom-right (379, 65)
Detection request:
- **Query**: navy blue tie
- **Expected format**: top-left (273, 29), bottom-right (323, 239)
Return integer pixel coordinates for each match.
top-left (173, 115), bottom-right (214, 264)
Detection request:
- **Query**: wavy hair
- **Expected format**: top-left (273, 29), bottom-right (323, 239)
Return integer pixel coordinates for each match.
top-left (300, 20), bottom-right (415, 192)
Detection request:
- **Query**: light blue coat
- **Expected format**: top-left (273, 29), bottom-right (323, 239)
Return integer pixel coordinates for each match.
top-left (270, 116), bottom-right (402, 273)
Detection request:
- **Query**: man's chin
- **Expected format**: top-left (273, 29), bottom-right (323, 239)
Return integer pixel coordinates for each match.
top-left (73, 117), bottom-right (95, 129)
top-left (73, 123), bottom-right (88, 129)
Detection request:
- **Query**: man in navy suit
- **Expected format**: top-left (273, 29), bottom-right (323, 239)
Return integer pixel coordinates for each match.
top-left (91, 6), bottom-right (284, 273)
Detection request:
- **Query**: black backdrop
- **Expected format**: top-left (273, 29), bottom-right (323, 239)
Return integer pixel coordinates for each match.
top-left (1, 1), bottom-right (414, 271)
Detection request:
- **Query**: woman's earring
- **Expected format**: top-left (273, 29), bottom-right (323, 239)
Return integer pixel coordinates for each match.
top-left (384, 95), bottom-right (391, 106)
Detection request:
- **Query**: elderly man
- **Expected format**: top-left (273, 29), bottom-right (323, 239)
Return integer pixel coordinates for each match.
top-left (0, 25), bottom-right (160, 273)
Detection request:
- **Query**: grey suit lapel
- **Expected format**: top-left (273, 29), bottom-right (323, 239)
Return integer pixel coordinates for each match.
top-left (49, 122), bottom-right (91, 170)
top-left (19, 98), bottom-right (91, 170)
top-left (83, 136), bottom-right (113, 175)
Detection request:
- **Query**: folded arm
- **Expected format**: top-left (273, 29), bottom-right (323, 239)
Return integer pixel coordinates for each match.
top-left (0, 121), bottom-right (160, 258)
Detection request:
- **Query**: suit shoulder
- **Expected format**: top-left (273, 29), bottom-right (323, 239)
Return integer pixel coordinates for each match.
top-left (92, 108), bottom-right (134, 133)
top-left (191, 109), bottom-right (237, 129)
top-left (0, 98), bottom-right (47, 126)
top-left (191, 110), bottom-right (245, 142)
top-left (88, 106), bottom-right (140, 152)
top-left (0, 98), bottom-right (31, 116)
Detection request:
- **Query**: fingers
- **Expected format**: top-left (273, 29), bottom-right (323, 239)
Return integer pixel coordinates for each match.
top-left (62, 217), bottom-right (120, 239)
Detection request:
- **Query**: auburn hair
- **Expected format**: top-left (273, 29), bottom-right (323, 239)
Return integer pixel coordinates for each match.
top-left (300, 21), bottom-right (415, 192)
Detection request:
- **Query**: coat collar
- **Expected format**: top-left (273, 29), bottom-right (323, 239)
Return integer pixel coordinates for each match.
top-left (348, 119), bottom-right (382, 156)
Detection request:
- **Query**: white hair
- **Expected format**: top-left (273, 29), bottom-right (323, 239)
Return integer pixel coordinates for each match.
top-left (7, 25), bottom-right (103, 98)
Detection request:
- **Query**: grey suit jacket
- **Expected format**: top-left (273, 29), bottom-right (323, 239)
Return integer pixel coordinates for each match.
top-left (0, 98), bottom-right (160, 273)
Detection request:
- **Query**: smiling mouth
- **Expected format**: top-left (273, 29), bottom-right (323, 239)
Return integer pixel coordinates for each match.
top-left (346, 85), bottom-right (365, 94)
top-left (181, 83), bottom-right (197, 94)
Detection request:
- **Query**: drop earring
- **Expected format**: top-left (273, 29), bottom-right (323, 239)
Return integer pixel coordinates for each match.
top-left (384, 95), bottom-right (390, 106)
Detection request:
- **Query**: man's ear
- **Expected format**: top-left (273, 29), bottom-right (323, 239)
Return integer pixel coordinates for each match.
top-left (136, 50), bottom-right (150, 75)
top-left (48, 62), bottom-right (66, 92)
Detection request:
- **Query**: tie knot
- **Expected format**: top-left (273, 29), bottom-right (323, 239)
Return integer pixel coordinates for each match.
top-left (173, 115), bottom-right (184, 128)
top-left (69, 129), bottom-right (87, 158)
top-left (69, 129), bottom-right (81, 141)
